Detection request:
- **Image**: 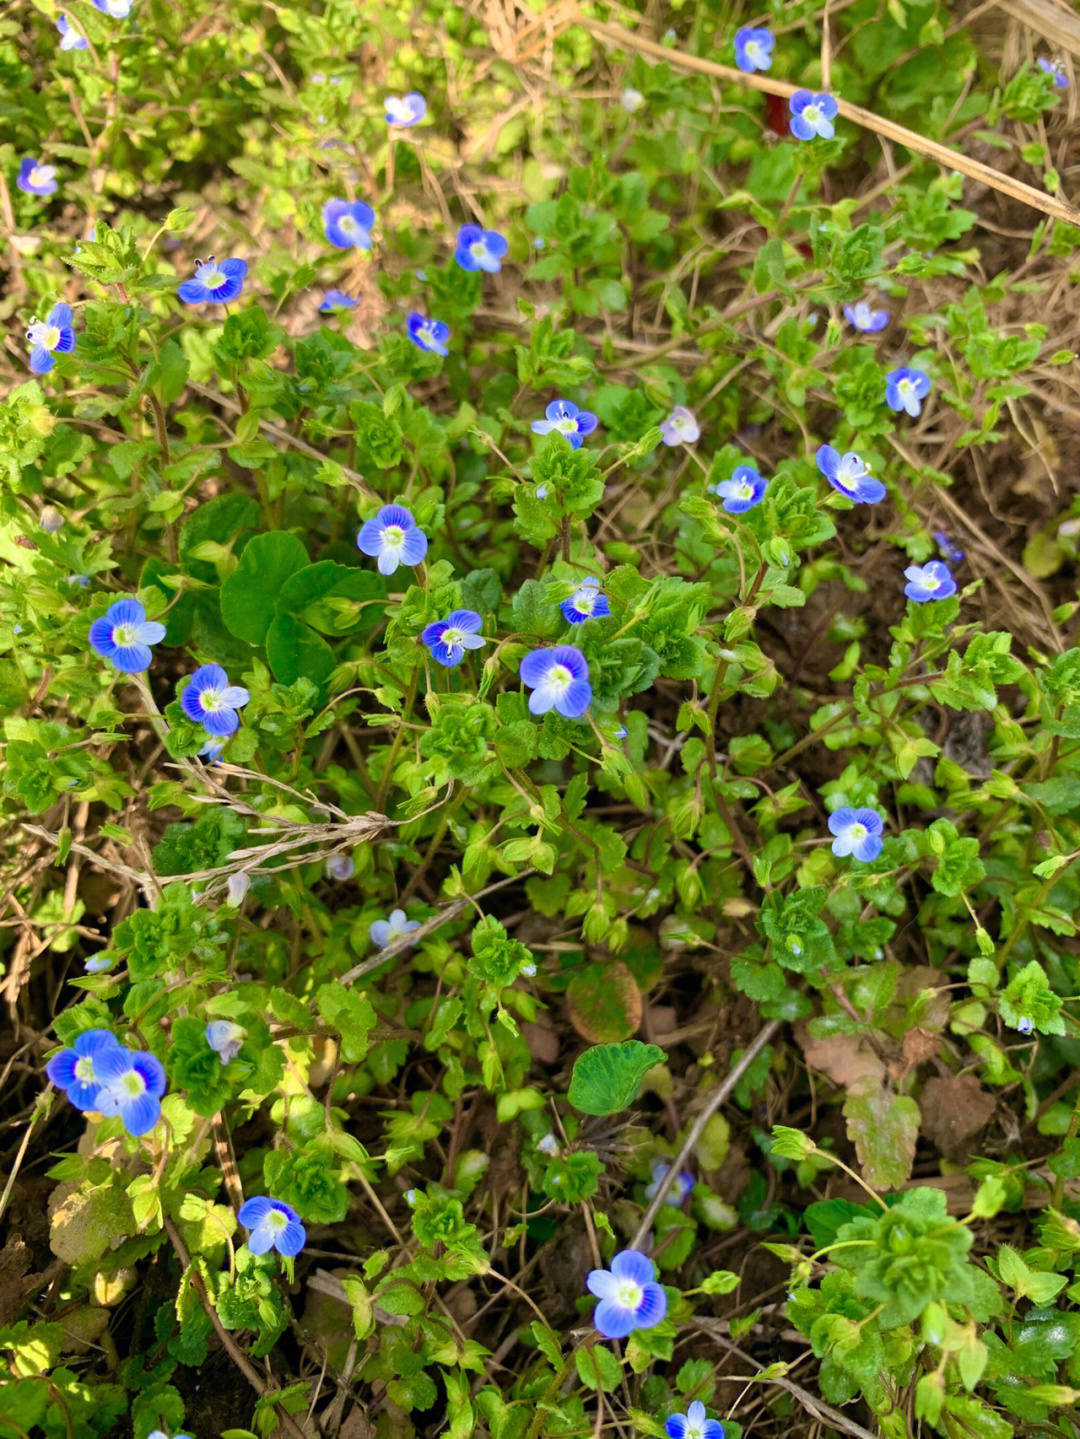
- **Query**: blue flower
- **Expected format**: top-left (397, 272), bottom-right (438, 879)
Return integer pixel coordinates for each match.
top-left (92, 1046), bottom-right (167, 1136)
top-left (26, 303), bottom-right (75, 375)
top-left (735, 27), bottom-right (774, 73)
top-left (198, 737), bottom-right (225, 763)
top-left (885, 366), bottom-right (931, 416)
top-left (828, 807), bottom-right (885, 862)
top-left (385, 92), bottom-right (426, 127)
top-left (904, 560), bottom-right (956, 603)
top-left (323, 199), bottom-right (375, 250)
top-left (666, 1402), bottom-right (725, 1439)
top-left (148, 1431), bottom-right (193, 1439)
top-left (84, 954), bottom-right (114, 974)
top-left (586, 1249), bottom-right (666, 1340)
top-left (659, 406), bottom-right (700, 447)
top-left (520, 645), bottom-right (591, 718)
top-left (357, 503), bottom-right (428, 575)
top-left (318, 289), bottom-right (358, 312)
top-left (645, 1162), bottom-right (695, 1206)
top-left (225, 872), bottom-right (250, 906)
top-left (407, 312), bottom-right (450, 356)
top-left (422, 609), bottom-right (486, 667)
top-left (17, 157), bottom-right (58, 196)
top-left (710, 464), bottom-right (766, 514)
top-left (46, 1028), bottom-right (122, 1111)
top-left (180, 664), bottom-right (251, 737)
top-left (206, 1021), bottom-right (245, 1063)
top-left (1015, 1016), bottom-right (1035, 1035)
top-left (177, 257), bottom-right (247, 305)
top-left (789, 91), bottom-right (838, 141)
top-left (815, 445), bottom-right (886, 505)
top-left (238, 1196), bottom-right (306, 1257)
top-left (1039, 56), bottom-right (1068, 89)
top-left (57, 15), bottom-right (89, 49)
top-left (560, 579), bottom-right (611, 625)
top-left (454, 225), bottom-right (509, 274)
top-left (935, 531), bottom-right (965, 565)
top-left (326, 854), bottom-right (355, 881)
top-left (92, 0), bottom-right (133, 15)
top-left (88, 598), bottom-right (167, 673)
top-left (371, 908), bottom-right (421, 949)
top-left (531, 399), bottom-right (599, 450)
top-left (842, 300), bottom-right (889, 332)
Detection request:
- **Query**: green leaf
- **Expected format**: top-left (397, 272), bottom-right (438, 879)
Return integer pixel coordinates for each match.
top-left (265, 614), bottom-right (336, 691)
top-left (567, 1040), bottom-right (665, 1116)
top-left (575, 1344), bottom-right (623, 1392)
top-left (843, 1081), bottom-right (919, 1189)
top-left (220, 531), bottom-right (309, 644)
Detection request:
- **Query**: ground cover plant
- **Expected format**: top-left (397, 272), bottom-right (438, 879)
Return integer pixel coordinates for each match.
top-left (5, 1), bottom-right (1080, 1436)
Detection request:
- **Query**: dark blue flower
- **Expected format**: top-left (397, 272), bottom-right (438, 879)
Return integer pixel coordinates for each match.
top-left (842, 300), bottom-right (889, 332)
top-left (904, 561), bottom-right (956, 603)
top-left (93, 1046), bottom-right (167, 1136)
top-left (88, 598), bottom-right (167, 673)
top-left (57, 15), bottom-right (89, 49)
top-left (710, 464), bottom-right (766, 514)
top-left (789, 91), bottom-right (838, 141)
top-left (178, 257), bottom-right (247, 305)
top-left (454, 224), bottom-right (509, 274)
top-left (659, 407), bottom-right (699, 446)
top-left (1015, 1016), bottom-right (1035, 1035)
top-left (935, 531), bottom-right (965, 565)
top-left (815, 445), bottom-right (886, 504)
top-left (17, 157), bottom-right (58, 196)
top-left (734, 27), bottom-right (774, 73)
top-left (520, 645), bottom-right (591, 718)
top-left (666, 1402), bottom-right (725, 1439)
top-left (238, 1196), bottom-right (306, 1257)
top-left (198, 737), bottom-right (225, 763)
top-left (357, 503), bottom-right (428, 575)
top-left (1039, 57), bottom-right (1068, 89)
top-left (318, 289), bottom-right (358, 313)
top-left (421, 609), bottom-right (486, 667)
top-left (586, 1249), bottom-right (666, 1340)
top-left (46, 1028), bottom-right (122, 1111)
top-left (322, 199), bottom-right (375, 250)
top-left (530, 399), bottom-right (598, 450)
top-left (92, 0), bottom-right (132, 15)
top-left (828, 807), bottom-right (884, 862)
top-left (645, 1162), bottom-right (694, 1206)
top-left (180, 664), bottom-right (250, 737)
top-left (385, 92), bottom-right (426, 127)
top-left (560, 579), bottom-right (611, 625)
top-left (26, 302), bottom-right (76, 375)
top-left (407, 312), bottom-right (450, 356)
top-left (886, 366), bottom-right (931, 416)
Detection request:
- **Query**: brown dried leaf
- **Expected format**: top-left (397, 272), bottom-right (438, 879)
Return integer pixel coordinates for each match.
top-left (919, 1074), bottom-right (996, 1159)
top-left (795, 1021), bottom-right (886, 1091)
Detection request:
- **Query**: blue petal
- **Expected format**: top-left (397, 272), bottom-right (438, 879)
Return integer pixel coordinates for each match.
top-left (120, 1093), bottom-right (160, 1136)
top-left (277, 1221), bottom-right (306, 1257)
top-left (633, 1282), bottom-right (667, 1328)
top-left (593, 1298), bottom-right (636, 1340)
top-left (30, 345), bottom-right (55, 374)
top-left (610, 1249), bottom-right (655, 1286)
top-left (239, 1196), bottom-right (273, 1227)
top-left (111, 642), bottom-right (153, 673)
top-left (202, 706), bottom-right (240, 738)
top-left (178, 280), bottom-right (212, 304)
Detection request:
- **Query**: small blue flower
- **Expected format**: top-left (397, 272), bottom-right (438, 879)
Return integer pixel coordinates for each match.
top-left (57, 15), bottom-right (89, 49)
top-left (206, 1021), bottom-right (245, 1063)
top-left (1015, 1016), bottom-right (1035, 1035)
top-left (535, 484), bottom-right (549, 500)
top-left (454, 225), bottom-right (509, 274)
top-left (385, 92), bottom-right (426, 127)
top-left (318, 289), bottom-right (358, 313)
top-left (371, 908), bottom-right (421, 949)
top-left (180, 664), bottom-right (251, 738)
top-left (407, 312), bottom-right (450, 356)
top-left (645, 1162), bottom-right (695, 1207)
top-left (586, 1249), bottom-right (666, 1340)
top-left (903, 560), bottom-right (956, 603)
top-left (326, 853), bottom-right (355, 881)
top-left (92, 1046), bottom-right (167, 1136)
top-left (1038, 56), bottom-right (1068, 89)
top-left (84, 954), bottom-right (114, 974)
top-left (735, 27), bottom-right (774, 73)
top-left (178, 257), bottom-right (247, 305)
top-left (92, 0), bottom-right (133, 15)
top-left (225, 872), bottom-right (250, 906)
top-left (26, 303), bottom-right (75, 375)
top-left (198, 738), bottom-right (225, 763)
top-left (323, 199), bottom-right (375, 250)
top-left (710, 464), bottom-right (766, 514)
top-left (815, 445), bottom-right (886, 505)
top-left (842, 300), bottom-right (889, 332)
top-left (828, 807), bottom-right (885, 862)
top-left (357, 503), bottom-right (428, 576)
top-left (536, 1132), bottom-right (561, 1156)
top-left (17, 157), bottom-right (58, 196)
top-left (666, 1402), bottom-right (725, 1439)
top-left (88, 598), bottom-right (167, 674)
top-left (46, 1029), bottom-right (122, 1111)
top-left (615, 724), bottom-right (627, 740)
top-left (935, 531), bottom-right (965, 565)
top-left (560, 579), bottom-right (611, 625)
top-left (421, 609), bottom-right (486, 667)
top-left (238, 1196), bottom-right (306, 1257)
top-left (659, 406), bottom-right (700, 447)
top-left (885, 366), bottom-right (931, 416)
top-left (148, 1431), bottom-right (193, 1439)
top-left (789, 91), bottom-right (838, 141)
top-left (520, 645), bottom-right (591, 719)
top-left (531, 399), bottom-right (599, 450)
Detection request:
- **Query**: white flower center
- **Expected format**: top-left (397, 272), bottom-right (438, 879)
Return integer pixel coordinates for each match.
top-left (733, 480), bottom-right (754, 499)
top-left (803, 104), bottom-right (821, 126)
top-left (898, 378), bottom-right (914, 398)
top-left (615, 1279), bottom-right (644, 1310)
top-left (557, 417), bottom-right (578, 434)
top-left (849, 823), bottom-right (867, 842)
top-left (29, 322), bottom-right (61, 350)
top-left (547, 664), bottom-right (573, 693)
top-left (339, 214), bottom-right (358, 235)
top-left (74, 1056), bottom-right (96, 1082)
top-left (921, 573), bottom-right (940, 592)
top-left (469, 240), bottom-right (488, 261)
top-left (574, 590), bottom-right (596, 615)
top-left (745, 41), bottom-right (765, 64)
top-left (29, 166), bottom-right (53, 188)
top-left (113, 623), bottom-right (137, 646)
top-left (441, 627), bottom-right (464, 647)
top-left (266, 1208), bottom-right (288, 1233)
top-left (206, 267), bottom-right (228, 289)
top-left (201, 689), bottom-right (223, 713)
top-left (382, 524), bottom-right (405, 549)
top-left (120, 1070), bottom-right (146, 1099)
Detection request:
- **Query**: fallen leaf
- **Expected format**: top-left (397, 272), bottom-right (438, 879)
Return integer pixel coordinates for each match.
top-left (919, 1074), bottom-right (996, 1159)
top-left (796, 1022), bottom-right (886, 1091)
top-left (844, 1079), bottom-right (920, 1190)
